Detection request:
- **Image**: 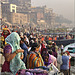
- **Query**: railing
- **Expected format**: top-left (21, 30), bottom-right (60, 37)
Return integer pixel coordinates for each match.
top-left (54, 39), bottom-right (75, 46)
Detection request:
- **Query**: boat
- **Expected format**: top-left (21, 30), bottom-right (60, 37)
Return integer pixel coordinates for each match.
top-left (63, 43), bottom-right (75, 58)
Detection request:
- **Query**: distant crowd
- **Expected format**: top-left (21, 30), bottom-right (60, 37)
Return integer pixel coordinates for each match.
top-left (0, 26), bottom-right (71, 75)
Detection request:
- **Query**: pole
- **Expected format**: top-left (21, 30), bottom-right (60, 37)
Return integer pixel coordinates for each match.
top-left (29, 11), bottom-right (31, 33)
top-left (73, 0), bottom-right (75, 42)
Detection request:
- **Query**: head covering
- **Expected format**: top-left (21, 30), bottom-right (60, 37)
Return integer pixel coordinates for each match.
top-left (5, 32), bottom-right (26, 75)
top-left (2, 26), bottom-right (11, 39)
top-left (52, 43), bottom-right (55, 46)
top-left (31, 42), bottom-right (40, 48)
top-left (48, 41), bottom-right (52, 45)
top-left (65, 51), bottom-right (70, 55)
top-left (31, 43), bottom-right (40, 51)
top-left (2, 26), bottom-right (9, 31)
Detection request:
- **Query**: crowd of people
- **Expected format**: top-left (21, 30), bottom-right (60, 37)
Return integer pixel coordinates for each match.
top-left (0, 26), bottom-right (72, 75)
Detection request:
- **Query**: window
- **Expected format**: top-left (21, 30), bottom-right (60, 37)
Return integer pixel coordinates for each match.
top-left (12, 9), bottom-right (15, 13)
top-left (12, 6), bottom-right (15, 8)
top-left (15, 15), bottom-right (18, 17)
top-left (20, 20), bottom-right (22, 24)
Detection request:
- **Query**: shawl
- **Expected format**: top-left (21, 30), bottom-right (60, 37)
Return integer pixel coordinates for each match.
top-left (27, 51), bottom-right (44, 69)
top-left (5, 32), bottom-right (26, 75)
top-left (48, 54), bottom-right (52, 64)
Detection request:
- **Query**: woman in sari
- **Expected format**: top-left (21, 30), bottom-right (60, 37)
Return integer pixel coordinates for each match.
top-left (51, 43), bottom-right (58, 58)
top-left (43, 53), bottom-right (57, 67)
top-left (27, 43), bottom-right (44, 69)
top-left (1, 26), bottom-right (11, 46)
top-left (1, 32), bottom-right (26, 75)
top-left (1, 26), bottom-right (11, 39)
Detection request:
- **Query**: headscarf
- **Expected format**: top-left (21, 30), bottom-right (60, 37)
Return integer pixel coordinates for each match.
top-left (1, 26), bottom-right (11, 39)
top-left (65, 51), bottom-right (70, 55)
top-left (5, 32), bottom-right (26, 75)
top-left (2, 26), bottom-right (9, 31)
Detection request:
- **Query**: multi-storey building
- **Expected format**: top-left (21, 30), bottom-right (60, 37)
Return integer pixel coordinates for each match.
top-left (31, 6), bottom-right (56, 29)
top-left (1, 2), bottom-right (17, 18)
top-left (31, 6), bottom-right (44, 21)
top-left (1, 2), bottom-right (30, 26)
top-left (44, 6), bottom-right (56, 29)
top-left (9, 0), bottom-right (31, 13)
top-left (7, 12), bottom-right (29, 25)
top-left (0, 3), bottom-right (2, 19)
top-left (31, 12), bottom-right (37, 24)
top-left (1, 0), bottom-right (9, 2)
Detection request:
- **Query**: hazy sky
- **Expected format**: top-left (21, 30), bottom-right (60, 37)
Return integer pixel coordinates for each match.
top-left (31, 0), bottom-right (74, 21)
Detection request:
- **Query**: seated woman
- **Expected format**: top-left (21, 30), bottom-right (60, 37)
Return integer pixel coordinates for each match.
top-left (43, 53), bottom-right (57, 67)
top-left (1, 32), bottom-right (26, 75)
top-left (26, 43), bottom-right (45, 69)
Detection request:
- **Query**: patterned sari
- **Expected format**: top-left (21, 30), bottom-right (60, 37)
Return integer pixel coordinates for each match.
top-left (27, 51), bottom-right (44, 69)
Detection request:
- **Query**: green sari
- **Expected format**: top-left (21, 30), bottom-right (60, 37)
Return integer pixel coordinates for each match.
top-left (5, 32), bottom-right (26, 75)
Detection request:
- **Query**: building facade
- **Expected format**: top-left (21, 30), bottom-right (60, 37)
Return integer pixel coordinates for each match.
top-left (1, 3), bottom-right (16, 13)
top-left (1, 0), bottom-right (9, 2)
top-left (7, 12), bottom-right (29, 25)
top-left (31, 7), bottom-right (44, 21)
top-left (1, 2), bottom-right (30, 26)
top-left (1, 2), bottom-right (17, 19)
top-left (9, 0), bottom-right (31, 13)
